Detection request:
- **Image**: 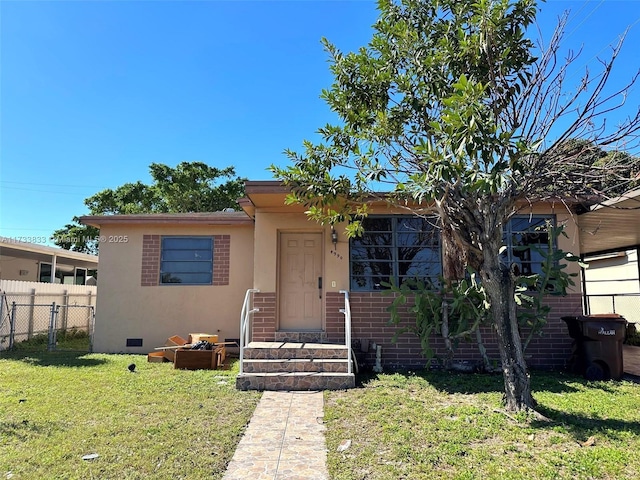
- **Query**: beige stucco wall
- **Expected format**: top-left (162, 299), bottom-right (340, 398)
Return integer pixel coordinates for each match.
top-left (93, 224), bottom-right (254, 353)
top-left (253, 212), bottom-right (350, 293)
top-left (94, 202), bottom-right (586, 353)
top-left (252, 202), bottom-right (583, 309)
top-left (0, 255), bottom-right (40, 282)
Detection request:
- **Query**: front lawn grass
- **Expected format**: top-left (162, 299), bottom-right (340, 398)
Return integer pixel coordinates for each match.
top-left (325, 371), bottom-right (640, 480)
top-left (0, 351), bottom-right (260, 479)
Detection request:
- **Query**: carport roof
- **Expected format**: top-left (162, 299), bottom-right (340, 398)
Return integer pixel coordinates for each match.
top-left (578, 188), bottom-right (640, 255)
top-left (0, 237), bottom-right (99, 269)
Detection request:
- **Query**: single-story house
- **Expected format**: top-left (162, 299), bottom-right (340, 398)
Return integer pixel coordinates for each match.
top-left (80, 181), bottom-right (638, 390)
top-left (0, 237), bottom-right (98, 285)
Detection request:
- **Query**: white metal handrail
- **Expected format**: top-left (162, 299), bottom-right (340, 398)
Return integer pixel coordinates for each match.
top-left (239, 288), bottom-right (260, 374)
top-left (339, 290), bottom-right (352, 375)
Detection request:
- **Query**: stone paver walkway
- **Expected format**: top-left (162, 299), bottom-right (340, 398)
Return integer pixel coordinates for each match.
top-left (223, 391), bottom-right (329, 480)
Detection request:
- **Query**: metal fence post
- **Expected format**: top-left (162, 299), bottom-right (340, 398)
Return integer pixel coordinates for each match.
top-left (62, 290), bottom-right (69, 331)
top-left (48, 302), bottom-right (57, 352)
top-left (9, 302), bottom-right (17, 350)
top-left (89, 306), bottom-right (95, 352)
top-left (28, 288), bottom-right (36, 339)
top-left (86, 291), bottom-right (93, 333)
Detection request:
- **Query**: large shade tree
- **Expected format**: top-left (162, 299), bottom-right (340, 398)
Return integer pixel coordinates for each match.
top-left (53, 162), bottom-right (245, 254)
top-left (272, 0), bottom-right (640, 411)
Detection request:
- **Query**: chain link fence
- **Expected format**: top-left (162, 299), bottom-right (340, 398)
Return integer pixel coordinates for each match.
top-left (0, 293), bottom-right (94, 352)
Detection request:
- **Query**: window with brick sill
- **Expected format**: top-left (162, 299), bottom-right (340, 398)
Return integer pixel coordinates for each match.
top-left (160, 236), bottom-right (213, 285)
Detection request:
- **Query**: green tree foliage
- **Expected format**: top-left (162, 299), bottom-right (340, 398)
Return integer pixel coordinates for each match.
top-left (271, 0), bottom-right (640, 411)
top-left (52, 162), bottom-right (245, 254)
top-left (385, 222), bottom-right (581, 371)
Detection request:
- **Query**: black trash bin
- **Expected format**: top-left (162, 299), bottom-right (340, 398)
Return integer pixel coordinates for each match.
top-left (562, 314), bottom-right (627, 380)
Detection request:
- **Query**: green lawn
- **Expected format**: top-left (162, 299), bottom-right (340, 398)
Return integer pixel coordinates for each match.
top-left (324, 371), bottom-right (640, 480)
top-left (3, 351), bottom-right (639, 480)
top-left (0, 352), bottom-right (260, 480)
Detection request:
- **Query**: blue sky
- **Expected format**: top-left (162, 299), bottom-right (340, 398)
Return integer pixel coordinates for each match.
top-left (2, 0), bottom-right (640, 245)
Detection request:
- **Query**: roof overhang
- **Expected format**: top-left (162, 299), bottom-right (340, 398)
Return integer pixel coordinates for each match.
top-left (578, 188), bottom-right (640, 255)
top-left (241, 181), bottom-right (307, 215)
top-left (0, 238), bottom-right (99, 269)
top-left (240, 180), bottom-right (432, 216)
top-left (79, 211), bottom-right (253, 228)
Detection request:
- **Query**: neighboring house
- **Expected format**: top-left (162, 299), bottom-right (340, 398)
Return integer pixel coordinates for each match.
top-left (0, 237), bottom-right (98, 285)
top-left (0, 239), bottom-right (99, 352)
top-left (584, 250), bottom-right (639, 296)
top-left (80, 180), bottom-right (600, 379)
top-left (579, 188), bottom-right (640, 324)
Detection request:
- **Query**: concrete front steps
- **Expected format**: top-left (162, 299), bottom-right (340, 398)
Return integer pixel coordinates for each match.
top-left (236, 341), bottom-right (356, 391)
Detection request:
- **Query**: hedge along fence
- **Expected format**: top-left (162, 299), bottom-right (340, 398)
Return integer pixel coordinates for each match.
top-left (0, 280), bottom-right (97, 351)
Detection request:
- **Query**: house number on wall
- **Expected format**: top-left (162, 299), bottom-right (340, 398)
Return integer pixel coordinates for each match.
top-left (330, 250), bottom-right (343, 260)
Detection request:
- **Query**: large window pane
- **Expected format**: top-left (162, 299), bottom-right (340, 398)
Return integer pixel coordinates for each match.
top-left (504, 216), bottom-right (554, 276)
top-left (162, 237), bottom-right (212, 250)
top-left (160, 236), bottom-right (213, 285)
top-left (161, 272), bottom-right (213, 284)
top-left (350, 216), bottom-right (442, 291)
top-left (351, 233), bottom-right (393, 247)
top-left (162, 249), bottom-right (213, 261)
top-left (350, 246), bottom-right (393, 261)
top-left (361, 217), bottom-right (392, 232)
top-left (350, 275), bottom-right (392, 290)
top-left (160, 261), bottom-right (212, 274)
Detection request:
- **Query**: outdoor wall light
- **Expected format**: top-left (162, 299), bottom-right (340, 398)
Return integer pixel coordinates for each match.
top-left (331, 227), bottom-right (338, 248)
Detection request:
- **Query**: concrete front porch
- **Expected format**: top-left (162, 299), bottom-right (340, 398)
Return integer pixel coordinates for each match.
top-left (236, 341), bottom-right (355, 391)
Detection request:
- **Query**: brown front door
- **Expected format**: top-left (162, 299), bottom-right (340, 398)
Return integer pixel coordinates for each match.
top-left (278, 232), bottom-right (323, 330)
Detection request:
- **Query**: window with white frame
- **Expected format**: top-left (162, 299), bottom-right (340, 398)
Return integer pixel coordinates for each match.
top-left (160, 236), bottom-right (213, 285)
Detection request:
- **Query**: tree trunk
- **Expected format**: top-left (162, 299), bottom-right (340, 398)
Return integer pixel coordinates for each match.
top-left (481, 247), bottom-right (536, 411)
top-left (440, 299), bottom-right (454, 370)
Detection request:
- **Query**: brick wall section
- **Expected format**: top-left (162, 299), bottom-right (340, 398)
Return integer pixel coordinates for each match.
top-left (326, 292), bottom-right (346, 342)
top-left (212, 235), bottom-right (230, 286)
top-left (251, 292), bottom-right (277, 342)
top-left (141, 235), bottom-right (160, 286)
top-left (140, 234), bottom-right (231, 287)
top-left (524, 294), bottom-right (582, 369)
top-left (329, 291), bottom-right (583, 370)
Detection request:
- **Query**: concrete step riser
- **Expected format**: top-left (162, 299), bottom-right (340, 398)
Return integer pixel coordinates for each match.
top-left (243, 347), bottom-right (348, 360)
top-left (236, 374), bottom-right (355, 391)
top-left (274, 332), bottom-right (328, 343)
top-left (242, 360), bottom-right (349, 374)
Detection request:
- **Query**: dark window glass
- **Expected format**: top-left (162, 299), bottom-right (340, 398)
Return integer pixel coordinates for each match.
top-left (39, 263), bottom-right (52, 283)
top-left (503, 216), bottom-right (555, 276)
top-left (75, 268), bottom-right (87, 285)
top-left (160, 236), bottom-right (213, 285)
top-left (350, 216), bottom-right (441, 291)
